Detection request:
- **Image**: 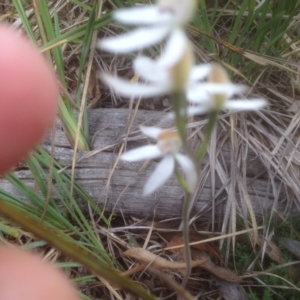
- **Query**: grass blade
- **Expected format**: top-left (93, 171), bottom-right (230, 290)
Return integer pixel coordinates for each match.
top-left (0, 200), bottom-right (158, 300)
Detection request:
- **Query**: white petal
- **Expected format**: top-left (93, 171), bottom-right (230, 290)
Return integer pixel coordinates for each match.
top-left (186, 87), bottom-right (210, 103)
top-left (189, 83), bottom-right (248, 96)
top-left (175, 153), bottom-right (198, 193)
top-left (99, 26), bottom-right (170, 53)
top-left (186, 105), bottom-right (210, 116)
top-left (143, 156), bottom-right (174, 195)
top-left (100, 74), bottom-right (170, 98)
top-left (158, 0), bottom-right (196, 24)
top-left (164, 111), bottom-right (176, 120)
top-left (223, 99), bottom-right (267, 110)
top-left (157, 29), bottom-right (188, 67)
top-left (140, 126), bottom-right (163, 139)
top-left (188, 64), bottom-right (212, 83)
top-left (134, 56), bottom-right (169, 83)
top-left (114, 6), bottom-right (173, 25)
top-left (121, 145), bottom-right (162, 162)
top-left (164, 105), bottom-right (209, 119)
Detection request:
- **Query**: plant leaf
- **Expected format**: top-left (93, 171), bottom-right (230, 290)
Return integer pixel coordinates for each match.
top-left (0, 200), bottom-right (157, 300)
top-left (123, 248), bottom-right (207, 269)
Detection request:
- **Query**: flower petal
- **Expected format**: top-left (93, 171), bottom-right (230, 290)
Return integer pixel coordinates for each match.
top-left (114, 6), bottom-right (173, 25)
top-left (186, 87), bottom-right (210, 103)
top-left (189, 83), bottom-right (248, 96)
top-left (175, 153), bottom-right (198, 193)
top-left (99, 26), bottom-right (170, 53)
top-left (157, 29), bottom-right (188, 67)
top-left (224, 98), bottom-right (267, 110)
top-left (164, 106), bottom-right (209, 119)
top-left (140, 126), bottom-right (163, 139)
top-left (121, 145), bottom-right (162, 162)
top-left (158, 0), bottom-right (196, 24)
top-left (188, 64), bottom-right (212, 83)
top-left (186, 105), bottom-right (210, 116)
top-left (143, 155), bottom-right (175, 195)
top-left (134, 56), bottom-right (169, 83)
top-left (100, 74), bottom-right (170, 98)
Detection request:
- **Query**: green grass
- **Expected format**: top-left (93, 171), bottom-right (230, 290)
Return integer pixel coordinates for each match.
top-left (1, 0), bottom-right (300, 299)
top-left (230, 217), bottom-right (300, 299)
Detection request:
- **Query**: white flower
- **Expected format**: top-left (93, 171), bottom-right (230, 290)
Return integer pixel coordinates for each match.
top-left (185, 63), bottom-right (267, 115)
top-left (101, 30), bottom-right (218, 98)
top-left (101, 30), bottom-right (199, 97)
top-left (100, 44), bottom-right (263, 115)
top-left (121, 126), bottom-right (197, 196)
top-left (98, 0), bottom-right (196, 53)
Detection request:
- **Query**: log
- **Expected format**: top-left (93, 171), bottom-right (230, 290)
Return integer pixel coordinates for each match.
top-left (0, 108), bottom-right (296, 222)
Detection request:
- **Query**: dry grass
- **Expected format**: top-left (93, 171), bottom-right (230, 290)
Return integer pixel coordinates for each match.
top-left (1, 0), bottom-right (300, 299)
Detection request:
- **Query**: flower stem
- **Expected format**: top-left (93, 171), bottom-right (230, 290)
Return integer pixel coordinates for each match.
top-left (195, 110), bottom-right (219, 161)
top-left (177, 109), bottom-right (219, 287)
top-left (182, 192), bottom-right (192, 287)
top-left (172, 91), bottom-right (195, 288)
top-left (174, 168), bottom-right (191, 287)
top-left (172, 91), bottom-right (189, 150)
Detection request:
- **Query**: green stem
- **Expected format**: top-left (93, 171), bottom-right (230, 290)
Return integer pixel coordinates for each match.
top-left (174, 168), bottom-right (191, 288)
top-left (172, 92), bottom-right (194, 288)
top-left (172, 91), bottom-right (189, 150)
top-left (182, 192), bottom-right (192, 287)
top-left (195, 110), bottom-right (219, 161)
top-left (178, 110), bottom-right (219, 288)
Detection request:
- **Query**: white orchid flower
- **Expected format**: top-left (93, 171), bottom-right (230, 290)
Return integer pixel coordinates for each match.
top-left (100, 40), bottom-right (262, 114)
top-left (185, 63), bottom-right (267, 116)
top-left (98, 0), bottom-right (196, 53)
top-left (121, 126), bottom-right (197, 196)
top-left (101, 30), bottom-right (199, 97)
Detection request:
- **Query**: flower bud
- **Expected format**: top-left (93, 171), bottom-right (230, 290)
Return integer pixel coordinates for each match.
top-left (170, 42), bottom-right (194, 92)
top-left (208, 63), bottom-right (229, 110)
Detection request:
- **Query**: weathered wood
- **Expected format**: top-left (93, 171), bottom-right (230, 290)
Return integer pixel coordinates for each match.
top-left (0, 108), bottom-right (296, 221)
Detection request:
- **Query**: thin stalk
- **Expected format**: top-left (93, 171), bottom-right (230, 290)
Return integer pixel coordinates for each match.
top-left (177, 109), bottom-right (219, 288)
top-left (174, 168), bottom-right (192, 288)
top-left (181, 192), bottom-right (192, 288)
top-left (172, 91), bottom-right (196, 288)
top-left (195, 110), bottom-right (219, 161)
top-left (172, 91), bottom-right (189, 150)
